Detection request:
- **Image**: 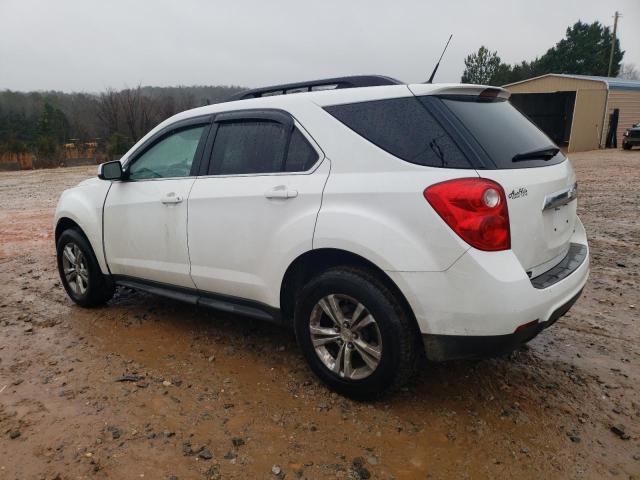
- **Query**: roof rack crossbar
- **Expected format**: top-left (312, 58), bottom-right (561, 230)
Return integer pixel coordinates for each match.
top-left (226, 75), bottom-right (403, 102)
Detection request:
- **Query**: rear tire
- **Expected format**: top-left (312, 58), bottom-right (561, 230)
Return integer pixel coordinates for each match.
top-left (56, 228), bottom-right (114, 307)
top-left (294, 266), bottom-right (419, 399)
top-left (623, 143), bottom-right (632, 150)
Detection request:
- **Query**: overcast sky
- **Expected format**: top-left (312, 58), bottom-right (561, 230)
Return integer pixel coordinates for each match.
top-left (1, 0), bottom-right (638, 92)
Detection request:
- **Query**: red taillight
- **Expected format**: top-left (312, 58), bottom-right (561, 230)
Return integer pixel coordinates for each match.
top-left (424, 178), bottom-right (510, 251)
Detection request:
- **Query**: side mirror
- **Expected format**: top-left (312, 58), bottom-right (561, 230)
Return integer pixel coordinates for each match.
top-left (98, 161), bottom-right (124, 180)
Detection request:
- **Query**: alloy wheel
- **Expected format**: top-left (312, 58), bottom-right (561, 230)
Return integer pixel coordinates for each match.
top-left (309, 294), bottom-right (382, 380)
top-left (61, 242), bottom-right (89, 296)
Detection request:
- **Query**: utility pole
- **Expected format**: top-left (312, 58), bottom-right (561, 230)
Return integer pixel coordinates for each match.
top-left (607, 11), bottom-right (621, 77)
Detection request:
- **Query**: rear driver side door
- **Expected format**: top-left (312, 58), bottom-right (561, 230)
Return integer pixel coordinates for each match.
top-left (188, 109), bottom-right (329, 307)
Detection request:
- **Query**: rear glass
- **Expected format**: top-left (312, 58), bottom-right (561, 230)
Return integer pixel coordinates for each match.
top-left (437, 97), bottom-right (566, 169)
top-left (324, 97), bottom-right (471, 169)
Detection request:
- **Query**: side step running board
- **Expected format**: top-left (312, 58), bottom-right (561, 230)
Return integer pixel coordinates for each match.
top-left (197, 296), bottom-right (275, 323)
top-left (114, 277), bottom-right (280, 324)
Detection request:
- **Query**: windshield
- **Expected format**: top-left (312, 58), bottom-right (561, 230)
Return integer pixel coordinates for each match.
top-left (437, 97), bottom-right (566, 169)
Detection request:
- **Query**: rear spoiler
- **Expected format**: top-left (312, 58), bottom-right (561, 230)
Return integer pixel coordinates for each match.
top-left (408, 84), bottom-right (511, 100)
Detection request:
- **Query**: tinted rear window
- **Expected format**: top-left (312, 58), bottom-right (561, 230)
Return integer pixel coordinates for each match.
top-left (324, 97), bottom-right (471, 169)
top-left (438, 97), bottom-right (566, 169)
top-left (213, 120), bottom-right (287, 175)
top-left (209, 121), bottom-right (318, 175)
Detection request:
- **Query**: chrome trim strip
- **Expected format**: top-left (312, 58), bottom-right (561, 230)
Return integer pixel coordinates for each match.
top-left (543, 182), bottom-right (577, 211)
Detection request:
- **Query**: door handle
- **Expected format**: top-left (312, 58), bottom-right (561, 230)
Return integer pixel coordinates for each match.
top-left (264, 186), bottom-right (298, 199)
top-left (161, 192), bottom-right (183, 204)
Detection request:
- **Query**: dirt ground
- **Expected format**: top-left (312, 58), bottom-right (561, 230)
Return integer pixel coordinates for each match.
top-left (0, 149), bottom-right (638, 480)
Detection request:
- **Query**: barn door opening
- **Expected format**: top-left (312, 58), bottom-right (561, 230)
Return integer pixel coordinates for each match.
top-left (605, 108), bottom-right (619, 148)
top-left (509, 91), bottom-right (576, 150)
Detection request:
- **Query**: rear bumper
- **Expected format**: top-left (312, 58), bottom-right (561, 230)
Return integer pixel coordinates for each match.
top-left (422, 288), bottom-right (583, 361)
top-left (387, 217), bottom-right (589, 343)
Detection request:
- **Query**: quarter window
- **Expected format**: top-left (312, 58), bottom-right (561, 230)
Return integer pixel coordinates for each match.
top-left (324, 97), bottom-right (471, 169)
top-left (128, 126), bottom-right (205, 180)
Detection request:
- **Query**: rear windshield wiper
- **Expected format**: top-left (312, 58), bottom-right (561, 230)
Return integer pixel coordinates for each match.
top-left (512, 147), bottom-right (560, 162)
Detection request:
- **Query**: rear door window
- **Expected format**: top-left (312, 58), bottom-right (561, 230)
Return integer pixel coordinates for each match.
top-left (209, 119), bottom-right (318, 175)
top-left (436, 97), bottom-right (566, 169)
top-left (284, 128), bottom-right (318, 172)
top-left (211, 120), bottom-right (288, 175)
top-left (324, 97), bottom-right (471, 169)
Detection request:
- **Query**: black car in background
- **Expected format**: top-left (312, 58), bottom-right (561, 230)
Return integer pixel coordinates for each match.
top-left (623, 122), bottom-right (640, 150)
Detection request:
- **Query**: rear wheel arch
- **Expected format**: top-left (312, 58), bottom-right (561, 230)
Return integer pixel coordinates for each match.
top-left (280, 248), bottom-right (420, 335)
top-left (290, 256), bottom-right (422, 397)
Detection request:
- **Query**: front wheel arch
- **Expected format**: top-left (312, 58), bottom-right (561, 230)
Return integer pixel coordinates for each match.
top-left (55, 217), bottom-right (83, 243)
top-left (56, 227), bottom-right (114, 307)
top-left (56, 218), bottom-right (114, 290)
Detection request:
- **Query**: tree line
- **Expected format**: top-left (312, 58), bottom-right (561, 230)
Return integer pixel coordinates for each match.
top-left (0, 85), bottom-right (243, 161)
top-left (461, 21), bottom-right (631, 86)
top-left (2, 20), bottom-right (633, 163)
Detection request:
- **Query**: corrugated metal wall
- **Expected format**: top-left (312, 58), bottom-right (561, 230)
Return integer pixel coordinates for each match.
top-left (506, 76), bottom-right (606, 94)
top-left (605, 90), bottom-right (640, 145)
top-left (505, 75), bottom-right (619, 152)
top-left (505, 75), bottom-right (640, 152)
top-left (505, 77), bottom-right (608, 152)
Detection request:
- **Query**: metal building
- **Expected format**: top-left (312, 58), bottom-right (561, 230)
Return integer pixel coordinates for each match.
top-left (504, 74), bottom-right (640, 152)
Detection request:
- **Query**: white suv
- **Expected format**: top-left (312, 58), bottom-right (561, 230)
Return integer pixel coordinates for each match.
top-left (54, 76), bottom-right (589, 398)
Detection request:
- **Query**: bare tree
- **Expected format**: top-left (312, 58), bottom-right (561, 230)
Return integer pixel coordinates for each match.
top-left (618, 63), bottom-right (640, 80)
top-left (176, 88), bottom-right (196, 113)
top-left (158, 93), bottom-right (177, 119)
top-left (119, 86), bottom-right (165, 141)
top-left (96, 88), bottom-right (121, 137)
top-left (119, 86), bottom-right (143, 141)
top-left (139, 93), bottom-right (160, 136)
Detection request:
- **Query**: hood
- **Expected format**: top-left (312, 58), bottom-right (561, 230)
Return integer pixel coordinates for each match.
top-left (76, 176), bottom-right (102, 188)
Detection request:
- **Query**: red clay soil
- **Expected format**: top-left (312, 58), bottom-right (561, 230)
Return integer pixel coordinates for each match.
top-left (0, 149), bottom-right (638, 479)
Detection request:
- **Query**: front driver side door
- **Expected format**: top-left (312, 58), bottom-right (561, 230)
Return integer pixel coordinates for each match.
top-left (103, 117), bottom-right (210, 288)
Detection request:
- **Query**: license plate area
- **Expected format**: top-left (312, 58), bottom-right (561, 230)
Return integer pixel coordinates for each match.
top-left (542, 202), bottom-right (575, 250)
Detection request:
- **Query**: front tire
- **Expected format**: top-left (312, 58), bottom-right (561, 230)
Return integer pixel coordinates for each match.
top-left (622, 143), bottom-right (632, 150)
top-left (294, 267), bottom-right (419, 399)
top-left (56, 228), bottom-right (114, 307)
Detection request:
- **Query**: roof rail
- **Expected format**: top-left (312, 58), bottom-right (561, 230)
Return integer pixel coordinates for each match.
top-left (226, 75), bottom-right (403, 102)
